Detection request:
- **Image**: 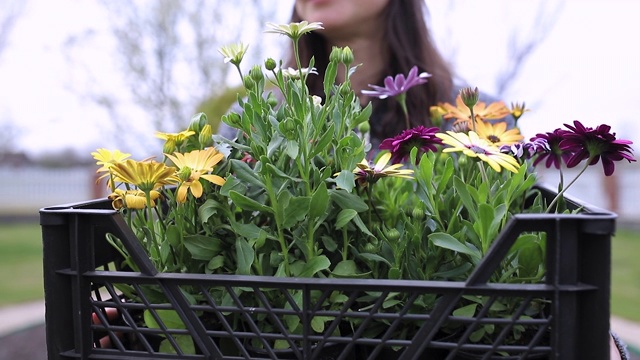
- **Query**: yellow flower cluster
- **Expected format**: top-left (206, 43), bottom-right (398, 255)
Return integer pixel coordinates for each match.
top-left (92, 145), bottom-right (226, 210)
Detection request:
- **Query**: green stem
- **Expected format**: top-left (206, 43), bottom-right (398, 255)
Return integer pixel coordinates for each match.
top-left (264, 175), bottom-right (290, 276)
top-left (477, 161), bottom-right (489, 184)
top-left (546, 160), bottom-right (590, 213)
top-left (144, 192), bottom-right (160, 266)
top-left (397, 94), bottom-right (410, 130)
top-left (366, 185), bottom-right (384, 225)
top-left (341, 227), bottom-right (349, 262)
top-left (469, 107), bottom-right (477, 133)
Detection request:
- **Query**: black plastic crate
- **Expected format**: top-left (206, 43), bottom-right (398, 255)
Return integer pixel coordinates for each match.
top-left (40, 183), bottom-right (615, 359)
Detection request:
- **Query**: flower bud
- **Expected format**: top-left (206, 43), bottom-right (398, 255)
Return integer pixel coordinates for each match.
top-left (223, 112), bottom-right (242, 128)
top-left (385, 228), bottom-right (401, 242)
top-left (178, 166), bottom-right (192, 182)
top-left (266, 93), bottom-right (278, 108)
top-left (510, 102), bottom-right (528, 123)
top-left (249, 65), bottom-right (264, 83)
top-left (243, 75), bottom-right (255, 90)
top-left (339, 82), bottom-right (351, 97)
top-left (162, 139), bottom-right (176, 154)
top-left (341, 46), bottom-right (354, 66)
top-left (264, 57), bottom-right (277, 71)
top-left (411, 207), bottom-right (425, 220)
top-left (278, 118), bottom-right (297, 140)
top-left (460, 87), bottom-right (479, 109)
top-left (363, 243), bottom-right (377, 253)
top-left (188, 113), bottom-right (208, 133)
top-left (329, 46), bottom-right (342, 63)
top-left (358, 121), bottom-right (370, 134)
top-left (198, 124), bottom-right (213, 147)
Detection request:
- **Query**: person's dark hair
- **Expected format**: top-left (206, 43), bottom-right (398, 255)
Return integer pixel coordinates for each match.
top-left (288, 0), bottom-right (454, 139)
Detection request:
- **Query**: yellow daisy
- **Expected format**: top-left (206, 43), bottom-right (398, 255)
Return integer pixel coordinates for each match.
top-left (510, 102), bottom-right (529, 122)
top-left (441, 95), bottom-right (511, 127)
top-left (110, 159), bottom-right (178, 193)
top-left (165, 148), bottom-right (226, 203)
top-left (436, 131), bottom-right (520, 173)
top-left (108, 189), bottom-right (161, 210)
top-left (474, 120), bottom-right (524, 147)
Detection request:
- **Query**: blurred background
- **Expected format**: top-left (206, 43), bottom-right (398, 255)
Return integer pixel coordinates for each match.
top-left (0, 0), bottom-right (639, 358)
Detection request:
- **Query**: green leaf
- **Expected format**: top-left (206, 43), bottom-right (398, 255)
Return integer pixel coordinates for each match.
top-left (352, 214), bottom-right (374, 237)
top-left (230, 221), bottom-right (267, 241)
top-left (283, 196), bottom-right (311, 229)
top-left (329, 189), bottom-right (369, 212)
top-left (229, 159), bottom-right (264, 189)
top-left (183, 235), bottom-right (222, 260)
top-left (165, 225), bottom-right (182, 248)
top-left (219, 174), bottom-right (246, 197)
top-left (453, 303), bottom-right (477, 318)
top-left (207, 255), bottom-right (225, 271)
top-left (265, 162), bottom-right (302, 182)
top-left (453, 176), bottom-right (478, 221)
top-left (144, 309), bottom-right (186, 329)
top-left (470, 328), bottom-right (485, 342)
top-left (267, 134), bottom-right (284, 158)
top-left (308, 183), bottom-right (329, 220)
top-left (313, 124), bottom-right (335, 157)
top-left (198, 199), bottom-right (221, 224)
top-left (334, 170), bottom-right (355, 192)
top-left (358, 253), bottom-right (393, 267)
top-left (429, 232), bottom-right (481, 262)
top-left (235, 238), bottom-right (254, 275)
top-left (324, 61), bottom-right (337, 97)
top-left (159, 335), bottom-right (195, 355)
top-left (229, 190), bottom-right (273, 213)
top-left (311, 316), bottom-right (332, 333)
top-left (331, 260), bottom-right (357, 277)
top-left (335, 209), bottom-right (358, 229)
top-left (388, 267), bottom-right (401, 279)
top-left (298, 255), bottom-right (331, 277)
top-left (285, 140), bottom-right (300, 159)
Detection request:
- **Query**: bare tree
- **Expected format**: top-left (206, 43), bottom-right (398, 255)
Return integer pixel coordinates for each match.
top-left (428, 0), bottom-right (565, 99)
top-left (493, 0), bottom-right (565, 98)
top-left (0, 0), bottom-right (25, 59)
top-left (65, 0), bottom-right (277, 153)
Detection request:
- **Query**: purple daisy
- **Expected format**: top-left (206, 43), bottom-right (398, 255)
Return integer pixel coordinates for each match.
top-left (530, 128), bottom-right (573, 169)
top-left (379, 126), bottom-right (442, 164)
top-left (560, 120), bottom-right (635, 176)
top-left (500, 138), bottom-right (549, 161)
top-left (361, 66), bottom-right (432, 99)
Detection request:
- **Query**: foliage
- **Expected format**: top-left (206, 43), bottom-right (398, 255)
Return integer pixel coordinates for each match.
top-left (92, 21), bottom-right (635, 351)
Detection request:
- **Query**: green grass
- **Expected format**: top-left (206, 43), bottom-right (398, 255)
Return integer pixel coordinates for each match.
top-left (1, 222), bottom-right (640, 324)
top-left (611, 228), bottom-right (640, 322)
top-left (0, 222), bottom-right (44, 306)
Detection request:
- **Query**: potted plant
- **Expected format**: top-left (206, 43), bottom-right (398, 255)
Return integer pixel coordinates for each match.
top-left (41, 21), bottom-right (635, 360)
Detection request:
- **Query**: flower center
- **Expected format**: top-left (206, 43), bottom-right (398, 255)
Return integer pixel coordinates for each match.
top-left (487, 135), bottom-right (501, 144)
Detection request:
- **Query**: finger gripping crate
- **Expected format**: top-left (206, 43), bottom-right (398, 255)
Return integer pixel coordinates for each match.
top-left (40, 184), bottom-right (615, 360)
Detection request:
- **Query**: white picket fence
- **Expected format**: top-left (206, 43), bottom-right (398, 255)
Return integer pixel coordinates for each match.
top-left (1, 163), bottom-right (639, 222)
top-left (0, 166), bottom-right (106, 216)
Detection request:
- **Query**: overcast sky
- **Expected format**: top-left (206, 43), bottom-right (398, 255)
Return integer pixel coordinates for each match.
top-left (0, 0), bottom-right (638, 158)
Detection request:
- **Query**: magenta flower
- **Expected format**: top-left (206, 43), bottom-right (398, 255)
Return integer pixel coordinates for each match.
top-left (530, 129), bottom-right (572, 169)
top-left (361, 66), bottom-right (431, 99)
top-left (560, 120), bottom-right (635, 176)
top-left (380, 126), bottom-right (442, 164)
